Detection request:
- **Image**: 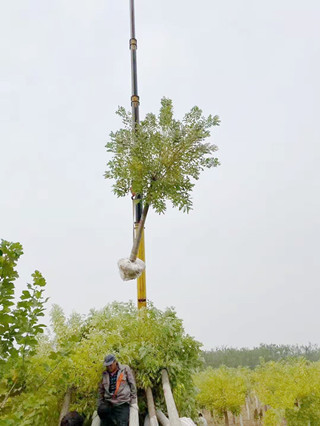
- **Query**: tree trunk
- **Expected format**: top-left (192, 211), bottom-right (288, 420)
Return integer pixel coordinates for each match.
top-left (255, 395), bottom-right (259, 410)
top-left (130, 203), bottom-right (149, 261)
top-left (91, 411), bottom-right (101, 426)
top-left (0, 382), bottom-right (16, 410)
top-left (245, 398), bottom-right (250, 420)
top-left (156, 410), bottom-right (170, 426)
top-left (146, 387), bottom-right (159, 426)
top-left (161, 369), bottom-right (180, 426)
top-left (144, 414), bottom-right (151, 426)
top-left (129, 404), bottom-right (139, 426)
top-left (224, 411), bottom-right (229, 426)
top-left (239, 414), bottom-right (244, 426)
top-left (58, 387), bottom-right (72, 425)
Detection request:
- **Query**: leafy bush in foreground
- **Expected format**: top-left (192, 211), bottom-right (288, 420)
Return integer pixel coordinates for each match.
top-left (1, 302), bottom-right (202, 424)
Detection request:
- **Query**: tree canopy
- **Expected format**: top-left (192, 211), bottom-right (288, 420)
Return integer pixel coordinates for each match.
top-left (105, 97), bottom-right (220, 214)
top-left (0, 239), bottom-right (47, 366)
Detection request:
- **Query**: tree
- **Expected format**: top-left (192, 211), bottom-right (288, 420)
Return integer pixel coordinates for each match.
top-left (105, 98), bottom-right (220, 277)
top-left (194, 366), bottom-right (248, 425)
top-left (105, 97), bottom-right (220, 214)
top-left (0, 239), bottom-right (48, 416)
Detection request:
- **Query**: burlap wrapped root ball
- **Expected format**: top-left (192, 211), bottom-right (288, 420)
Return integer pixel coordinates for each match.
top-left (118, 258), bottom-right (145, 281)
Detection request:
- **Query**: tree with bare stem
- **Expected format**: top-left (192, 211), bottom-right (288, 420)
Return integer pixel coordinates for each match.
top-left (105, 97), bottom-right (220, 280)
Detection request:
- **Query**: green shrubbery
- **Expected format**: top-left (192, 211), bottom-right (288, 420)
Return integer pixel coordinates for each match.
top-left (0, 244), bottom-right (202, 424)
top-left (1, 302), bottom-right (202, 424)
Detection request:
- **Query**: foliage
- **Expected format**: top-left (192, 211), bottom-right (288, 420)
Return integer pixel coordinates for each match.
top-left (0, 240), bottom-right (47, 363)
top-left (203, 343), bottom-right (320, 369)
top-left (71, 302), bottom-right (202, 418)
top-left (0, 302), bottom-right (202, 424)
top-left (194, 366), bottom-right (248, 421)
top-left (0, 304), bottom-right (87, 424)
top-left (253, 359), bottom-right (320, 425)
top-left (194, 360), bottom-right (320, 425)
top-left (3, 279), bottom-right (320, 426)
top-left (0, 239), bottom-right (48, 415)
top-left (105, 98), bottom-right (220, 213)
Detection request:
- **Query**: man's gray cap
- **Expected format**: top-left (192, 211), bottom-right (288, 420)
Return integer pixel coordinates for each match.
top-left (103, 354), bottom-right (116, 366)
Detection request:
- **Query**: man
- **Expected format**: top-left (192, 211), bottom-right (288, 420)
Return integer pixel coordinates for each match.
top-left (98, 354), bottom-right (137, 426)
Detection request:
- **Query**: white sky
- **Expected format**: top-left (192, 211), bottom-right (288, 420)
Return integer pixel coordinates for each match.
top-left (1, 0), bottom-right (320, 349)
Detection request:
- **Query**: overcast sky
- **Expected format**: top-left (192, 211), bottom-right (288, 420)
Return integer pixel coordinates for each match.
top-left (1, 0), bottom-right (320, 349)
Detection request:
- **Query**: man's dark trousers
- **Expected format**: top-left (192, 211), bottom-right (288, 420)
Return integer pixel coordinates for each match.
top-left (98, 401), bottom-right (130, 426)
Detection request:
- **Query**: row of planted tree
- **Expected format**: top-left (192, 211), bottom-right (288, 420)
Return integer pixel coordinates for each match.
top-left (196, 359), bottom-right (320, 425)
top-left (1, 240), bottom-right (320, 425)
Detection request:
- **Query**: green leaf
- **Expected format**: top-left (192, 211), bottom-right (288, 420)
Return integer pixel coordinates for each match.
top-left (20, 290), bottom-right (32, 300)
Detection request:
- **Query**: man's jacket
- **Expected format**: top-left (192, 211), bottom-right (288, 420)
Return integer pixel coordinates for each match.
top-left (99, 363), bottom-right (137, 405)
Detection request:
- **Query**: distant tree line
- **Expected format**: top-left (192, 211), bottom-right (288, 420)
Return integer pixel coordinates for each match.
top-left (202, 343), bottom-right (320, 369)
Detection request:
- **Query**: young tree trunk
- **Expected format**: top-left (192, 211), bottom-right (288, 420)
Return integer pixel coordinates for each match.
top-left (161, 369), bottom-right (180, 426)
top-left (58, 387), bottom-right (72, 425)
top-left (130, 203), bottom-right (149, 262)
top-left (146, 387), bottom-right (159, 426)
top-left (156, 410), bottom-right (170, 426)
top-left (144, 414), bottom-right (151, 426)
top-left (255, 395), bottom-right (259, 410)
top-left (91, 411), bottom-right (101, 426)
top-left (245, 398), bottom-right (250, 420)
top-left (239, 414), bottom-right (244, 426)
top-left (224, 411), bottom-right (229, 426)
top-left (0, 382), bottom-right (16, 410)
top-left (129, 404), bottom-right (139, 426)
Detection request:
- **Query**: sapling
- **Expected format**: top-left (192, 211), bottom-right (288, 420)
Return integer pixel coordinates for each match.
top-left (105, 97), bottom-right (220, 280)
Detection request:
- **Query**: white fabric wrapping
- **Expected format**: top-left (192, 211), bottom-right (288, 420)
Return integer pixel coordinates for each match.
top-left (144, 414), bottom-right (150, 426)
top-left (156, 410), bottom-right (170, 426)
top-left (130, 403), bottom-right (139, 426)
top-left (91, 411), bottom-right (100, 426)
top-left (180, 418), bottom-right (196, 426)
top-left (130, 403), bottom-right (139, 411)
top-left (118, 258), bottom-right (145, 281)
